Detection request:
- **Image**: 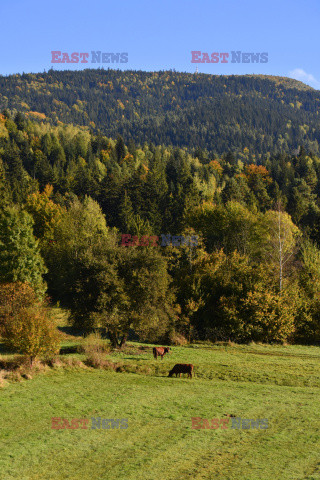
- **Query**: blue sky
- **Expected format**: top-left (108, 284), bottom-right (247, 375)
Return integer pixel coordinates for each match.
top-left (0, 0), bottom-right (319, 89)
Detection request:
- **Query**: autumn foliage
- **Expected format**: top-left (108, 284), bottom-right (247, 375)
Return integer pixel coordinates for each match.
top-left (0, 282), bottom-right (60, 364)
top-left (243, 164), bottom-right (272, 188)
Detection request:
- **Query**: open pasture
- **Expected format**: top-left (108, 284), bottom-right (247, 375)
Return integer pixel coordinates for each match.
top-left (0, 342), bottom-right (320, 479)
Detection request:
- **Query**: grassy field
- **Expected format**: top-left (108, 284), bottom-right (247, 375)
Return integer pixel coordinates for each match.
top-left (0, 340), bottom-right (320, 480)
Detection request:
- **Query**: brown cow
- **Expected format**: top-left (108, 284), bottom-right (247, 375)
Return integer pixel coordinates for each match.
top-left (153, 347), bottom-right (170, 360)
top-left (168, 364), bottom-right (194, 378)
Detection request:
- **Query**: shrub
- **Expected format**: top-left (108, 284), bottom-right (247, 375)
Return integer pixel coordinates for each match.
top-left (84, 353), bottom-right (116, 370)
top-left (0, 282), bottom-right (60, 365)
top-left (169, 333), bottom-right (188, 346)
top-left (242, 288), bottom-right (296, 343)
top-left (59, 357), bottom-right (87, 368)
top-left (78, 332), bottom-right (110, 356)
top-left (2, 307), bottom-right (60, 365)
top-left (78, 332), bottom-right (113, 369)
top-left (0, 282), bottom-right (38, 334)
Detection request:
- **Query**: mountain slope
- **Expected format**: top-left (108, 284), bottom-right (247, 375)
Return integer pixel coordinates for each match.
top-left (0, 70), bottom-right (320, 155)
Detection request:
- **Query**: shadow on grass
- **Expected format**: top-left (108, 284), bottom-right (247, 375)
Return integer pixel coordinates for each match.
top-left (59, 345), bottom-right (79, 355)
top-left (57, 326), bottom-right (85, 338)
top-left (1, 340), bottom-right (80, 357)
top-left (0, 342), bottom-right (14, 355)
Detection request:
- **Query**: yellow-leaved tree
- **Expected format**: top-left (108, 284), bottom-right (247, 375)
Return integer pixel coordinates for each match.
top-left (0, 282), bottom-right (60, 366)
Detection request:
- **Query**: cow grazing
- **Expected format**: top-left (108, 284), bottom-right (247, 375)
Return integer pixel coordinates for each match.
top-left (153, 347), bottom-right (170, 360)
top-left (168, 364), bottom-right (194, 378)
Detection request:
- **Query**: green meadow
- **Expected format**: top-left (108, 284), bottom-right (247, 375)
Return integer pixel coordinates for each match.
top-left (1, 342), bottom-right (320, 480)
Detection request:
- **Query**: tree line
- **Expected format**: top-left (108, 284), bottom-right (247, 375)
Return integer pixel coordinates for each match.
top-left (1, 111), bottom-right (320, 354)
top-left (0, 69), bottom-right (320, 156)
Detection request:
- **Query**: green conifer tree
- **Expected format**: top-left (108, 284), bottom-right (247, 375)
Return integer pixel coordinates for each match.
top-left (0, 207), bottom-right (47, 297)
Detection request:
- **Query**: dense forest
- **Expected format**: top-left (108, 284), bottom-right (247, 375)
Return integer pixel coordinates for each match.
top-left (1, 106), bottom-right (320, 348)
top-left (0, 70), bottom-right (320, 156)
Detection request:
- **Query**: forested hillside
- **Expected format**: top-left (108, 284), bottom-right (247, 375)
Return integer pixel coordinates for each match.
top-left (1, 110), bottom-right (320, 346)
top-left (0, 70), bottom-right (320, 156)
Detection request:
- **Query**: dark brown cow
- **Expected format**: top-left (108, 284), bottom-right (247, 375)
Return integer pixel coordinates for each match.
top-left (168, 364), bottom-right (194, 378)
top-left (153, 347), bottom-right (170, 360)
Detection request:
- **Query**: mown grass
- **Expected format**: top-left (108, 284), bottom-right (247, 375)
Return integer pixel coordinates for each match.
top-left (0, 340), bottom-right (320, 480)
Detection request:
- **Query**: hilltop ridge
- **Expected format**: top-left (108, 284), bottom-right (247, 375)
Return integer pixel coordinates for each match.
top-left (0, 70), bottom-right (319, 155)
